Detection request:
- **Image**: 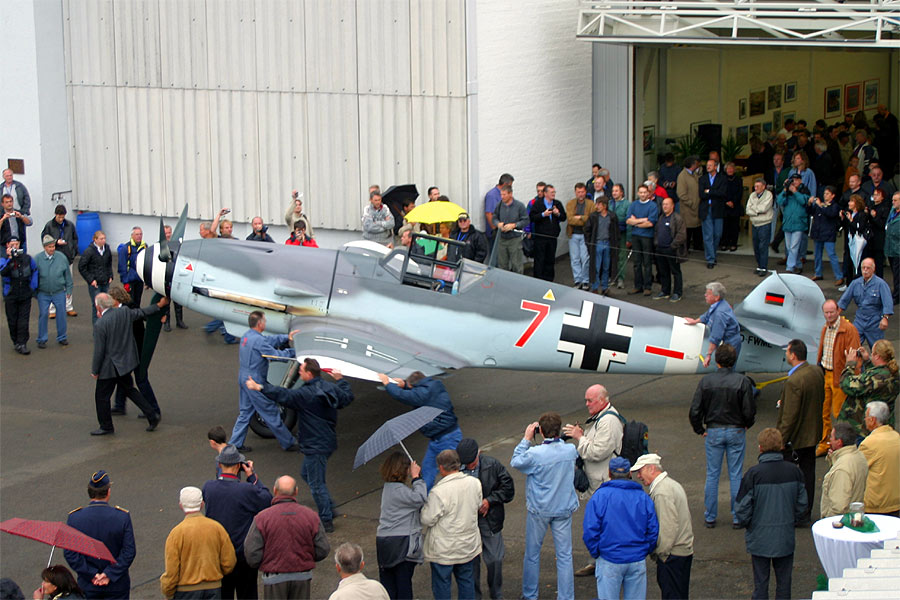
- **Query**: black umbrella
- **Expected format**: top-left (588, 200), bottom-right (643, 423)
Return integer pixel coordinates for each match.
top-left (382, 184), bottom-right (419, 234)
top-left (353, 406), bottom-right (443, 469)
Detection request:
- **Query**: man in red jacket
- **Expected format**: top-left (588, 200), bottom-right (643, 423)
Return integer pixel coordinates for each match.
top-left (244, 475), bottom-right (331, 600)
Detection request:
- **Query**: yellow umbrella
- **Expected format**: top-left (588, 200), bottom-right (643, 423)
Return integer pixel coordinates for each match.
top-left (403, 201), bottom-right (467, 224)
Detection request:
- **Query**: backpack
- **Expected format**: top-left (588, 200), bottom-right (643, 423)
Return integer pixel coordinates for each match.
top-left (608, 411), bottom-right (649, 466)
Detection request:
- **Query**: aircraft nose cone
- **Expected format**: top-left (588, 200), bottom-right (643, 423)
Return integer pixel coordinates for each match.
top-left (137, 244), bottom-right (171, 296)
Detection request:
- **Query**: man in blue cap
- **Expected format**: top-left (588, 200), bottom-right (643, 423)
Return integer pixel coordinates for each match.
top-left (65, 470), bottom-right (137, 599)
top-left (583, 457), bottom-right (659, 600)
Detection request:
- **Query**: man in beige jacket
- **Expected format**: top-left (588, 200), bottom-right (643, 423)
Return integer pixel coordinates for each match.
top-left (859, 402), bottom-right (900, 516)
top-left (676, 157), bottom-right (702, 252)
top-left (327, 543), bottom-right (389, 600)
top-left (562, 384), bottom-right (623, 578)
top-left (820, 422), bottom-right (868, 518)
top-left (421, 449), bottom-right (483, 599)
top-left (632, 454), bottom-right (694, 600)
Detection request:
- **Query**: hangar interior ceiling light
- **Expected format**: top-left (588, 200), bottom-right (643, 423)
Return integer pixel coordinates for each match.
top-left (577, 0), bottom-right (900, 47)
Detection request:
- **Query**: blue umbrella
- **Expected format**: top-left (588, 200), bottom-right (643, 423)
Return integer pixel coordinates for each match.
top-left (353, 406), bottom-right (444, 469)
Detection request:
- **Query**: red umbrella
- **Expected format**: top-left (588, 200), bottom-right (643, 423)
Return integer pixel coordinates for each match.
top-left (0, 518), bottom-right (116, 567)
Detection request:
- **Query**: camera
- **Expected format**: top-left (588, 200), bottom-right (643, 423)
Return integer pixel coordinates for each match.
top-left (9, 248), bottom-right (24, 258)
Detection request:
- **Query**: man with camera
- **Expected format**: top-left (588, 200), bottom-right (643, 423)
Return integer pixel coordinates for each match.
top-left (510, 413), bottom-right (579, 600)
top-left (776, 175), bottom-right (811, 274)
top-left (1, 237), bottom-right (38, 354)
top-left (0, 193), bottom-right (32, 251)
top-left (246, 216), bottom-right (275, 243)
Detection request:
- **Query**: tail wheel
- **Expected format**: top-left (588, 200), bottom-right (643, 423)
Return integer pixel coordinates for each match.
top-left (248, 407), bottom-right (298, 439)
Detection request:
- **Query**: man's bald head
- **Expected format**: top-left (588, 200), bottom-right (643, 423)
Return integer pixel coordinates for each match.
top-left (585, 384), bottom-right (610, 416)
top-left (273, 476), bottom-right (298, 497)
top-left (586, 384), bottom-right (608, 402)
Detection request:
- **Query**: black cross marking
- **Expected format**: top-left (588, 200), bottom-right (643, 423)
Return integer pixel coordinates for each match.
top-left (557, 301), bottom-right (633, 371)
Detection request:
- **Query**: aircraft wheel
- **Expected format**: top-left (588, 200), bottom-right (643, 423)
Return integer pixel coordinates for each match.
top-left (249, 407), bottom-right (298, 439)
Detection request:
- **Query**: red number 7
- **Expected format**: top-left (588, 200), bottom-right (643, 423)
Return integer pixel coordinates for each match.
top-left (515, 300), bottom-right (550, 348)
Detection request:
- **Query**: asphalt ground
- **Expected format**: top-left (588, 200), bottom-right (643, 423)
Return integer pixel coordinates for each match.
top-left (1, 242), bottom-right (897, 599)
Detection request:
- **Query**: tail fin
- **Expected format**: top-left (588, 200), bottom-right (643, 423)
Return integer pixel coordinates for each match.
top-left (734, 272), bottom-right (825, 350)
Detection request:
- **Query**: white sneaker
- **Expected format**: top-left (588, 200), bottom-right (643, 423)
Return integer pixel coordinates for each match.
top-left (837, 284), bottom-right (847, 292)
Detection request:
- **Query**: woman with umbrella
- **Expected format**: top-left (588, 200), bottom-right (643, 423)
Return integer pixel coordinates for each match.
top-left (841, 194), bottom-right (870, 281)
top-left (32, 566), bottom-right (84, 600)
top-left (375, 452), bottom-right (427, 600)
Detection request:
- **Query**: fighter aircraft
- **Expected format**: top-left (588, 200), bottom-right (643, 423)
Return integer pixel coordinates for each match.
top-left (138, 206), bottom-right (825, 385)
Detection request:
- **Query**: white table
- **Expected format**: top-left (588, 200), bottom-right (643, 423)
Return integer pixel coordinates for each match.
top-left (812, 514), bottom-right (900, 578)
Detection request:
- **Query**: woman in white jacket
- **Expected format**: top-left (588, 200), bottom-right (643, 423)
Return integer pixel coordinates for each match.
top-left (745, 178), bottom-right (775, 276)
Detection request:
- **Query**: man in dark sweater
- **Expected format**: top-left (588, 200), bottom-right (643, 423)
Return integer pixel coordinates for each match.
top-left (528, 184), bottom-right (567, 282)
top-left (203, 445), bottom-right (273, 599)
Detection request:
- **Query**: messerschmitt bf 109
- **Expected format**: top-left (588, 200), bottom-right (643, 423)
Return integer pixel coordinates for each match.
top-left (137, 206), bottom-right (825, 385)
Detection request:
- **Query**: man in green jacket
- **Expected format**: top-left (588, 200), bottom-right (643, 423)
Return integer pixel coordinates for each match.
top-left (35, 234), bottom-right (73, 348)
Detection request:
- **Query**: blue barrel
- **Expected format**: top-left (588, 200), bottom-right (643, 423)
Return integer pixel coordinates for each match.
top-left (76, 212), bottom-right (102, 253)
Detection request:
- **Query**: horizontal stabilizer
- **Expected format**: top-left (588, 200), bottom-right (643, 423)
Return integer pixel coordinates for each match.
top-left (734, 272), bottom-right (825, 349)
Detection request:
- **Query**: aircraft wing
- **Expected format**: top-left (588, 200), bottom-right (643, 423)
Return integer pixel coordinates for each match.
top-left (288, 317), bottom-right (470, 379)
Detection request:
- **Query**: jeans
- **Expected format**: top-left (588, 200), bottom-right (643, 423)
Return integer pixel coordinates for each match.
top-left (595, 555), bottom-right (646, 600)
top-left (431, 558), bottom-right (476, 600)
top-left (751, 554), bottom-right (793, 599)
top-left (631, 235), bottom-right (653, 290)
top-left (704, 427), bottom-right (745, 523)
top-left (592, 240), bottom-right (611, 291)
top-left (813, 240), bottom-right (842, 279)
top-left (752, 223), bottom-right (771, 271)
top-left (301, 453), bottom-right (335, 524)
top-left (569, 233), bottom-right (589, 284)
top-left (522, 512), bottom-right (574, 600)
top-left (88, 281), bottom-right (110, 324)
top-left (701, 212), bottom-right (723, 264)
top-left (784, 231), bottom-right (803, 271)
top-left (422, 427), bottom-right (462, 489)
top-left (48, 264), bottom-right (75, 313)
top-left (37, 291), bottom-right (67, 343)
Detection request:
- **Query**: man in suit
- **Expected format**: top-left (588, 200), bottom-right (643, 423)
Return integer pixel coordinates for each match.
top-left (698, 159), bottom-right (727, 269)
top-left (775, 339), bottom-right (824, 526)
top-left (65, 470), bottom-right (136, 599)
top-left (90, 292), bottom-right (167, 435)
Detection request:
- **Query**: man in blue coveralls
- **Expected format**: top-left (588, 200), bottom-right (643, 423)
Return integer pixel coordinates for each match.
top-left (228, 310), bottom-right (299, 452)
top-left (838, 257), bottom-right (894, 347)
top-left (377, 370), bottom-right (462, 489)
top-left (685, 281), bottom-right (742, 368)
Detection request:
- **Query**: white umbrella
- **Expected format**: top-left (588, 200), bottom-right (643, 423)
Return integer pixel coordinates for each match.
top-left (848, 232), bottom-right (867, 273)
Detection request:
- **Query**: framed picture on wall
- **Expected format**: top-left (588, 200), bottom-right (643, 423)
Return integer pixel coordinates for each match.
top-left (767, 85), bottom-right (782, 110)
top-left (844, 83), bottom-right (861, 113)
top-left (736, 126), bottom-right (749, 146)
top-left (763, 122), bottom-right (773, 134)
top-left (772, 110), bottom-right (782, 131)
top-left (824, 86), bottom-right (842, 118)
top-left (784, 82), bottom-right (797, 103)
top-left (739, 98), bottom-right (748, 120)
top-left (643, 126), bottom-right (655, 153)
top-left (783, 111), bottom-right (796, 123)
top-left (690, 120), bottom-right (711, 137)
top-left (749, 123), bottom-right (762, 139)
top-left (749, 89), bottom-right (766, 117)
top-left (864, 79), bottom-right (879, 108)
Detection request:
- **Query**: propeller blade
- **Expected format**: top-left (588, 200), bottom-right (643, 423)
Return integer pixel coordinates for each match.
top-left (171, 204), bottom-right (189, 246)
top-left (157, 218), bottom-right (172, 262)
top-left (139, 293), bottom-right (165, 377)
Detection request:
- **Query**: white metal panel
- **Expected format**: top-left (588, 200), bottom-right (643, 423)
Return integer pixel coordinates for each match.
top-left (254, 0), bottom-right (306, 93)
top-left (70, 86), bottom-right (120, 213)
top-left (410, 96), bottom-right (468, 211)
top-left (592, 43), bottom-right (633, 197)
top-left (357, 0), bottom-right (411, 96)
top-left (358, 95), bottom-right (413, 202)
top-left (113, 0), bottom-right (161, 87)
top-left (256, 92), bottom-right (309, 225)
top-left (65, 0), bottom-right (116, 85)
top-left (410, 0), bottom-right (466, 97)
top-left (304, 0), bottom-right (358, 93)
top-left (159, 0), bottom-right (208, 89)
top-left (206, 0), bottom-right (258, 91)
top-left (117, 88), bottom-right (165, 216)
top-left (208, 91), bottom-right (260, 224)
top-left (161, 89), bottom-right (212, 220)
top-left (306, 93), bottom-right (361, 230)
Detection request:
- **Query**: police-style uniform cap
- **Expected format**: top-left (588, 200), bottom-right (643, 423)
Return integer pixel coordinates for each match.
top-left (456, 438), bottom-right (479, 465)
top-left (89, 470), bottom-right (111, 488)
top-left (42, 234), bottom-right (56, 246)
top-left (180, 486), bottom-right (202, 510)
top-left (216, 444), bottom-right (245, 466)
top-left (630, 453), bottom-right (662, 472)
top-left (609, 457), bottom-right (631, 474)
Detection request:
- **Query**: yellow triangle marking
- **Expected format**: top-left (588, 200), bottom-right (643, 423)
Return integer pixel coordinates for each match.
top-left (543, 289), bottom-right (555, 301)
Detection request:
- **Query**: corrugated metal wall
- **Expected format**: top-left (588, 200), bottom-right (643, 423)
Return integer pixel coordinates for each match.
top-left (63, 0), bottom-right (469, 231)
